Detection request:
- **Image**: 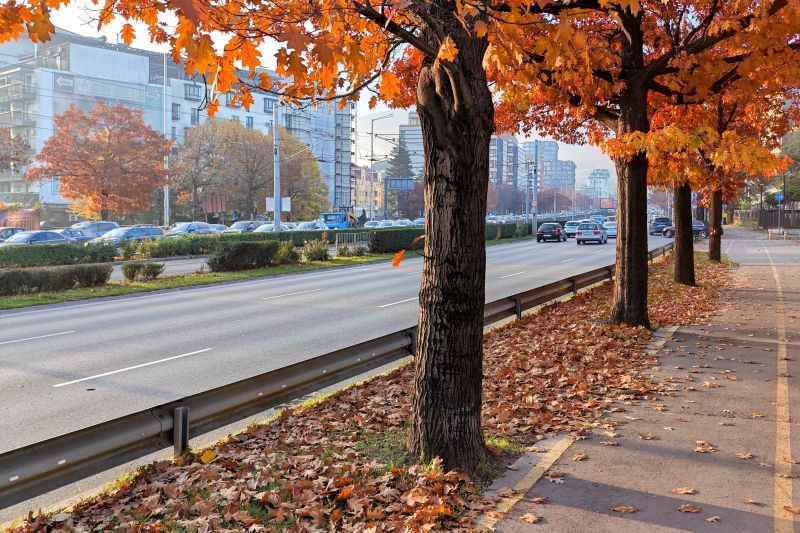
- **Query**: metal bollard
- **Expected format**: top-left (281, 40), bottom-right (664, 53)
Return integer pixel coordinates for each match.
top-left (173, 406), bottom-right (189, 457)
top-left (514, 297), bottom-right (522, 320)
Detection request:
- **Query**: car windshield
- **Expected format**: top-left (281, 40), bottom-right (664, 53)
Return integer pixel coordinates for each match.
top-left (168, 223), bottom-right (192, 232)
top-left (565, 221), bottom-right (580, 226)
top-left (5, 232), bottom-right (33, 243)
top-left (578, 224), bottom-right (597, 230)
top-left (322, 214), bottom-right (342, 223)
top-left (101, 228), bottom-right (128, 238)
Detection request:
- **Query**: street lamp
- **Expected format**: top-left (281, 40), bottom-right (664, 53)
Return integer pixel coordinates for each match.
top-left (369, 113), bottom-right (393, 219)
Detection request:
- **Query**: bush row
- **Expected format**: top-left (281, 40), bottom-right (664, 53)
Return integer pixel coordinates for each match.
top-left (0, 263), bottom-right (113, 296)
top-left (207, 240), bottom-right (329, 271)
top-left (121, 262), bottom-right (165, 281)
top-left (0, 243), bottom-right (116, 269)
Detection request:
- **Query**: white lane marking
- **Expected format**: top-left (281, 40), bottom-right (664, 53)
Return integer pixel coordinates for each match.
top-left (262, 288), bottom-right (322, 300)
top-left (499, 271), bottom-right (526, 279)
top-left (724, 241), bottom-right (733, 256)
top-left (378, 297), bottom-right (418, 308)
top-left (0, 331), bottom-right (77, 346)
top-left (560, 258), bottom-right (576, 263)
top-left (53, 348), bottom-right (213, 388)
top-left (404, 270), bottom-right (422, 276)
top-left (593, 250), bottom-right (605, 254)
top-left (487, 257), bottom-right (496, 261)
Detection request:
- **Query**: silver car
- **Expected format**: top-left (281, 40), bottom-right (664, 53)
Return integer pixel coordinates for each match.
top-left (604, 221), bottom-right (618, 238)
top-left (576, 223), bottom-right (608, 244)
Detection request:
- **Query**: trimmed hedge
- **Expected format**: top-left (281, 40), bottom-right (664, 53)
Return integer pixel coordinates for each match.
top-left (369, 228), bottom-right (425, 253)
top-left (485, 222), bottom-right (531, 240)
top-left (207, 241), bottom-right (279, 271)
top-left (0, 243), bottom-right (117, 268)
top-left (122, 261), bottom-right (165, 281)
top-left (0, 263), bottom-right (113, 296)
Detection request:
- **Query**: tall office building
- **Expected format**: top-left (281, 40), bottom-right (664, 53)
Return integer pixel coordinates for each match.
top-left (521, 140), bottom-right (558, 166)
top-left (490, 134), bottom-right (521, 187)
top-left (586, 168), bottom-right (611, 198)
top-left (0, 28), bottom-right (355, 222)
top-left (399, 111), bottom-right (424, 177)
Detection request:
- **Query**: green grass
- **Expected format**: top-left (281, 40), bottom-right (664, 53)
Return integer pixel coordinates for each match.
top-left (0, 255), bottom-right (392, 311)
top-left (354, 429), bottom-right (409, 472)
top-left (486, 235), bottom-right (534, 246)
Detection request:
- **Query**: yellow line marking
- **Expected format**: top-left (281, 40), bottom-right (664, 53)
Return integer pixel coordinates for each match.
top-left (766, 247), bottom-right (794, 533)
top-left (475, 435), bottom-right (574, 531)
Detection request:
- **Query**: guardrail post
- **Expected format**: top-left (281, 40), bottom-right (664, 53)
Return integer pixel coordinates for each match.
top-left (173, 406), bottom-right (189, 457)
top-left (514, 297), bottom-right (522, 320)
top-left (408, 328), bottom-right (418, 356)
top-left (571, 278), bottom-right (578, 296)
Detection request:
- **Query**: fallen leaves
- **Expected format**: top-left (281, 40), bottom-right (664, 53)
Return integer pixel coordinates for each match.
top-left (678, 504), bottom-right (703, 513)
top-left (744, 499), bottom-right (762, 506)
top-left (519, 513), bottom-right (543, 523)
top-left (639, 433), bottom-right (654, 440)
top-left (572, 453), bottom-right (589, 461)
top-left (198, 449), bottom-right (216, 464)
top-left (671, 487), bottom-right (698, 495)
top-left (706, 515), bottom-right (721, 522)
top-left (784, 506), bottom-right (800, 515)
top-left (611, 506), bottom-right (638, 513)
top-left (737, 453), bottom-right (754, 460)
top-left (694, 441), bottom-right (716, 453)
top-left (529, 496), bottom-right (549, 504)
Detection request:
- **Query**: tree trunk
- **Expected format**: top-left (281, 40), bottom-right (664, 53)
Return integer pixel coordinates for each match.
top-left (192, 183), bottom-right (199, 221)
top-left (408, 21), bottom-right (493, 473)
top-left (709, 188), bottom-right (723, 262)
top-left (610, 11), bottom-right (650, 328)
top-left (673, 181), bottom-right (695, 285)
top-left (101, 189), bottom-right (109, 221)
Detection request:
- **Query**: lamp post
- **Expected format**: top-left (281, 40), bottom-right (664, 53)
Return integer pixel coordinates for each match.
top-left (369, 113), bottom-right (393, 219)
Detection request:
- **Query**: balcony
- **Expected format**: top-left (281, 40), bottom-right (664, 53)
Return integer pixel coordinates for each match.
top-left (0, 83), bottom-right (36, 104)
top-left (0, 111), bottom-right (36, 128)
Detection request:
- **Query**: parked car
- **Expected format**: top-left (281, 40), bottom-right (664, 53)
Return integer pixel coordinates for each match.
top-left (395, 219), bottom-right (412, 227)
top-left (377, 220), bottom-right (395, 228)
top-left (165, 221), bottom-right (221, 237)
top-left (0, 230), bottom-right (72, 246)
top-left (363, 220), bottom-right (381, 229)
top-left (563, 220), bottom-right (581, 238)
top-left (537, 222), bottom-right (567, 242)
top-left (576, 223), bottom-right (608, 244)
top-left (253, 223), bottom-right (292, 232)
top-left (411, 218), bottom-right (425, 227)
top-left (662, 220), bottom-right (717, 239)
top-left (55, 228), bottom-right (93, 244)
top-left (0, 226), bottom-right (25, 242)
top-left (89, 225), bottom-right (164, 245)
top-left (604, 221), bottom-right (618, 238)
top-left (294, 220), bottom-right (329, 231)
top-left (223, 220), bottom-right (264, 234)
top-left (70, 220), bottom-right (119, 238)
top-left (210, 224), bottom-right (228, 232)
top-left (648, 217), bottom-right (672, 235)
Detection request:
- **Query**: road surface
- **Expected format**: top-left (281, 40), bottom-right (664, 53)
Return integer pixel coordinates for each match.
top-left (0, 236), bottom-right (670, 454)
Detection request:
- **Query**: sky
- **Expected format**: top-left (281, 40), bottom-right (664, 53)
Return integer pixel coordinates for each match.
top-left (50, 4), bottom-right (617, 186)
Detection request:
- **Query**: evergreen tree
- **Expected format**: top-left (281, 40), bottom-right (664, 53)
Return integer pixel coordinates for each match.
top-left (386, 144), bottom-right (414, 217)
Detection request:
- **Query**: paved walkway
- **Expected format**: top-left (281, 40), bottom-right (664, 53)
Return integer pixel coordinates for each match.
top-left (492, 227), bottom-right (800, 532)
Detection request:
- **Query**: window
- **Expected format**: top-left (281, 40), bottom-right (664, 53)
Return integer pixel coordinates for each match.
top-left (185, 84), bottom-right (201, 101)
top-left (171, 126), bottom-right (176, 140)
top-left (171, 103), bottom-right (180, 120)
top-left (226, 91), bottom-right (240, 107)
top-left (264, 98), bottom-right (275, 113)
top-left (230, 116), bottom-right (239, 122)
top-left (246, 116), bottom-right (253, 129)
top-left (190, 108), bottom-right (200, 125)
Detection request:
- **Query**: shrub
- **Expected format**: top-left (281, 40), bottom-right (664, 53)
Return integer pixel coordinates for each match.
top-left (207, 241), bottom-right (279, 271)
top-left (0, 243), bottom-right (116, 268)
top-left (369, 228), bottom-right (425, 253)
top-left (499, 222), bottom-right (517, 239)
top-left (303, 239), bottom-right (330, 262)
top-left (485, 223), bottom-right (501, 241)
top-left (122, 261), bottom-right (165, 281)
top-left (515, 222), bottom-right (532, 237)
top-left (352, 243), bottom-right (367, 256)
top-left (275, 241), bottom-right (300, 265)
top-left (119, 240), bottom-right (137, 260)
top-left (336, 244), bottom-right (351, 257)
top-left (0, 263), bottom-right (113, 296)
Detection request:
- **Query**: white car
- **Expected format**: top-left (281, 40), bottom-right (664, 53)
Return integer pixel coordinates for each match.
top-left (576, 223), bottom-right (608, 244)
top-left (604, 221), bottom-right (618, 238)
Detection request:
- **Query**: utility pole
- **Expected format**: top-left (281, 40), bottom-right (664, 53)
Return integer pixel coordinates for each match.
top-left (273, 104), bottom-right (281, 231)
top-left (525, 159), bottom-right (531, 222)
top-left (532, 141), bottom-right (539, 233)
top-left (162, 51), bottom-right (170, 226)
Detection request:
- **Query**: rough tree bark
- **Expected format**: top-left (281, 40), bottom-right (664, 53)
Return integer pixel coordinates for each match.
top-left (408, 12), bottom-right (493, 472)
top-left (673, 181), bottom-right (695, 285)
top-left (709, 188), bottom-right (723, 262)
top-left (610, 11), bottom-right (650, 328)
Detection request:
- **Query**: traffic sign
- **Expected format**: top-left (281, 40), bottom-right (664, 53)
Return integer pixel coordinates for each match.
top-left (53, 74), bottom-right (74, 92)
top-left (722, 203), bottom-right (728, 211)
top-left (775, 192), bottom-right (784, 202)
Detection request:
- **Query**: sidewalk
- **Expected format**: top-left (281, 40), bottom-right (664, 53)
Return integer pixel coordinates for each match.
top-left (489, 227), bottom-right (800, 532)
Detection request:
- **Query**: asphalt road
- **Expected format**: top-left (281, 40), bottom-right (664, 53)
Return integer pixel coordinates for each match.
top-left (0, 235), bottom-right (670, 455)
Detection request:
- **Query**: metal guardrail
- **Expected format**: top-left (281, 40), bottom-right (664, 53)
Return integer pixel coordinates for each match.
top-left (0, 242), bottom-right (674, 509)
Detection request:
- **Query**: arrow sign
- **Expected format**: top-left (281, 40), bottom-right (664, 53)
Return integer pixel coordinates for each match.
top-left (53, 75), bottom-right (74, 91)
top-left (775, 192), bottom-right (784, 203)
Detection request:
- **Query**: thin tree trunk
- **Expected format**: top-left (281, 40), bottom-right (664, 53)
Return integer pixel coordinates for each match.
top-left (192, 183), bottom-right (198, 220)
top-left (709, 188), bottom-right (723, 262)
top-left (673, 181), bottom-right (695, 285)
top-left (408, 20), bottom-right (492, 473)
top-left (610, 11), bottom-right (650, 328)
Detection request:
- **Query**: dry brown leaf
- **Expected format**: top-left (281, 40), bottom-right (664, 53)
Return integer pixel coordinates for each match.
top-left (611, 506), bottom-right (638, 513)
top-left (529, 496), bottom-right (549, 504)
top-left (671, 487), bottom-right (698, 495)
top-left (678, 504), bottom-right (703, 513)
top-left (737, 453), bottom-right (754, 460)
top-left (784, 506), bottom-right (800, 515)
top-left (519, 513), bottom-right (542, 524)
top-left (706, 516), bottom-right (721, 522)
top-left (744, 499), bottom-right (762, 506)
top-left (639, 433), bottom-right (654, 440)
top-left (572, 453), bottom-right (588, 462)
top-left (600, 441), bottom-right (619, 446)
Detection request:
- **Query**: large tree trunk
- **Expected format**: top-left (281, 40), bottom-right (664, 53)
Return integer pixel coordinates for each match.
top-left (408, 20), bottom-right (492, 473)
top-left (673, 181), bottom-right (695, 285)
top-left (709, 188), bottom-right (723, 262)
top-left (610, 11), bottom-right (650, 328)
